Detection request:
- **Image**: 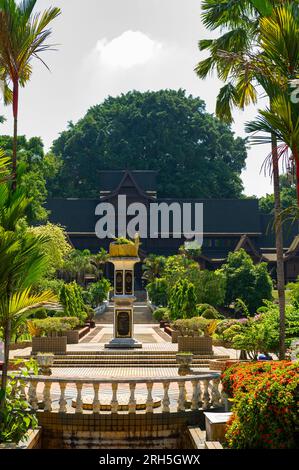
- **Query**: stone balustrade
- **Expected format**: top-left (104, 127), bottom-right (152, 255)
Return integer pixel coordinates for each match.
top-left (6, 372), bottom-right (224, 415)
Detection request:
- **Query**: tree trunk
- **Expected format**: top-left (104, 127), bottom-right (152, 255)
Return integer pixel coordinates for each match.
top-left (272, 133), bottom-right (286, 360)
top-left (11, 79), bottom-right (19, 191)
top-left (293, 144), bottom-right (299, 206)
top-left (0, 319), bottom-right (11, 414)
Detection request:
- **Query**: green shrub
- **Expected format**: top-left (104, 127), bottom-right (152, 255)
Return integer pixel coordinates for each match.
top-left (32, 317), bottom-right (79, 337)
top-left (35, 278), bottom-right (65, 296)
top-left (147, 278), bottom-right (168, 307)
top-left (220, 249), bottom-right (273, 314)
top-left (196, 303), bottom-right (223, 319)
top-left (153, 307), bottom-right (170, 322)
top-left (0, 360), bottom-right (38, 444)
top-left (59, 282), bottom-right (87, 325)
top-left (30, 308), bottom-right (48, 319)
top-left (87, 278), bottom-right (111, 307)
top-left (172, 317), bottom-right (211, 337)
top-left (168, 279), bottom-right (197, 319)
top-left (222, 362), bottom-right (299, 449)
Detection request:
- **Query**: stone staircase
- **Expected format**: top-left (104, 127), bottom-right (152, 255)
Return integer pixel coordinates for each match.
top-left (96, 302), bottom-right (157, 324)
top-left (50, 350), bottom-right (230, 368)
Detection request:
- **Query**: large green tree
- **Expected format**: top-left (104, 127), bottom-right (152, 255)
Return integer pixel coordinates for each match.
top-left (220, 249), bottom-right (273, 314)
top-left (0, 135), bottom-right (60, 222)
top-left (49, 89), bottom-right (247, 199)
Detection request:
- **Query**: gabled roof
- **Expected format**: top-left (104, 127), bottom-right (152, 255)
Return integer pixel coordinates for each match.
top-left (285, 235), bottom-right (299, 260)
top-left (234, 234), bottom-right (265, 261)
top-left (100, 170), bottom-right (156, 202)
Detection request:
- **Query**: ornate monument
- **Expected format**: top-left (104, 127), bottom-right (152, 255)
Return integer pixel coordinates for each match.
top-left (105, 234), bottom-right (142, 349)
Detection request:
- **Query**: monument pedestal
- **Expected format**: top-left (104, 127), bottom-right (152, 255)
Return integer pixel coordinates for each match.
top-left (105, 255), bottom-right (142, 350)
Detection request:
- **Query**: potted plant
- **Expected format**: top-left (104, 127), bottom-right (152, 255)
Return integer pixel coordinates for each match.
top-left (28, 318), bottom-right (69, 355)
top-left (109, 234), bottom-right (140, 257)
top-left (36, 353), bottom-right (54, 376)
top-left (86, 306), bottom-right (96, 328)
top-left (176, 352), bottom-right (193, 376)
top-left (174, 318), bottom-right (217, 355)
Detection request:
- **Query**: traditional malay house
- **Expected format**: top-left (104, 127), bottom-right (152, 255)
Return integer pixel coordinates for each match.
top-left (47, 170), bottom-right (299, 285)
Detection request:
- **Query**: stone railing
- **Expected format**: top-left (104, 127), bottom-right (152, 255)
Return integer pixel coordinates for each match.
top-left (8, 372), bottom-right (223, 414)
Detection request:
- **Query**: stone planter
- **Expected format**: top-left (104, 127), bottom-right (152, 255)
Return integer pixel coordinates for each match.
top-left (32, 336), bottom-right (67, 355)
top-left (36, 353), bottom-right (54, 376)
top-left (0, 428), bottom-right (42, 449)
top-left (176, 353), bottom-right (193, 376)
top-left (66, 329), bottom-right (79, 344)
top-left (171, 330), bottom-right (179, 344)
top-left (178, 336), bottom-right (213, 355)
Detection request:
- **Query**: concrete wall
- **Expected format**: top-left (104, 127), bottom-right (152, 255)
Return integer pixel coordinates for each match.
top-left (37, 411), bottom-right (205, 449)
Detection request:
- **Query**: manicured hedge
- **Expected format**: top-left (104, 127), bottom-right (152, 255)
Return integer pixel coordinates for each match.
top-left (222, 361), bottom-right (299, 449)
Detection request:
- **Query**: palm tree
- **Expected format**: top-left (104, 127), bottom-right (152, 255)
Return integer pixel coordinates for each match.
top-left (90, 248), bottom-right (110, 280)
top-left (0, 0), bottom-right (60, 189)
top-left (195, 0), bottom-right (293, 359)
top-left (0, 157), bottom-right (59, 411)
top-left (142, 255), bottom-right (166, 283)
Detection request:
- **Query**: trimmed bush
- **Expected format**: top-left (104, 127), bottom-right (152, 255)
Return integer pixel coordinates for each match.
top-left (196, 303), bottom-right (223, 319)
top-left (31, 317), bottom-right (79, 337)
top-left (153, 307), bottom-right (170, 322)
top-left (222, 362), bottom-right (299, 449)
top-left (172, 317), bottom-right (212, 337)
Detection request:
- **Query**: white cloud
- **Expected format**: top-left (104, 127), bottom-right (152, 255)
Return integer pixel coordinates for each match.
top-left (96, 30), bottom-right (162, 69)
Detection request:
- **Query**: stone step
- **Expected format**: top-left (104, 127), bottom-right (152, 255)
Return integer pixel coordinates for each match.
top-left (51, 363), bottom-right (211, 368)
top-left (54, 359), bottom-right (216, 366)
top-left (59, 353), bottom-right (229, 359)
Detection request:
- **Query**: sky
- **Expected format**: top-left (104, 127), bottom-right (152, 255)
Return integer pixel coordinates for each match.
top-left (0, 0), bottom-right (274, 197)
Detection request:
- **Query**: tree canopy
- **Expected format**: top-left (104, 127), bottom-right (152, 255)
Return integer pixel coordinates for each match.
top-left (0, 135), bottom-right (61, 222)
top-left (49, 89), bottom-right (247, 199)
top-left (259, 175), bottom-right (297, 214)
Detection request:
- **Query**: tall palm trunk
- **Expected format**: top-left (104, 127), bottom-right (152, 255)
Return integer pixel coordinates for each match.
top-left (294, 144), bottom-right (299, 206)
top-left (12, 79), bottom-right (19, 191)
top-left (272, 133), bottom-right (286, 360)
top-left (0, 319), bottom-right (11, 413)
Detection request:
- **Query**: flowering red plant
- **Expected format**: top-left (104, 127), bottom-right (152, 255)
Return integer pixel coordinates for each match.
top-left (222, 361), bottom-right (299, 449)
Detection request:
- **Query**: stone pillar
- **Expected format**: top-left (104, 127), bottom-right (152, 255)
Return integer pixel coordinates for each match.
top-left (105, 251), bottom-right (142, 349)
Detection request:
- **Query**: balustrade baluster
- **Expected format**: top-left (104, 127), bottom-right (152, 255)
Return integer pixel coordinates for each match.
top-left (111, 382), bottom-right (119, 413)
top-left (191, 379), bottom-right (200, 411)
top-left (128, 383), bottom-right (137, 414)
top-left (75, 383), bottom-right (83, 413)
top-left (202, 379), bottom-right (210, 410)
top-left (59, 382), bottom-right (67, 413)
top-left (146, 381), bottom-right (154, 413)
top-left (28, 380), bottom-right (38, 411)
top-left (177, 381), bottom-right (186, 411)
top-left (162, 381), bottom-right (170, 413)
top-left (93, 383), bottom-right (100, 413)
top-left (211, 378), bottom-right (221, 407)
top-left (43, 382), bottom-right (52, 412)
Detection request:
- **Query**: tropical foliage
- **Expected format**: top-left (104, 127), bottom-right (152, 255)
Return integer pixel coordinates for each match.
top-left (59, 282), bottom-right (86, 325)
top-left (49, 90), bottom-right (247, 199)
top-left (220, 249), bottom-right (273, 314)
top-left (222, 362), bottom-right (299, 449)
top-left (0, 0), bottom-right (60, 188)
